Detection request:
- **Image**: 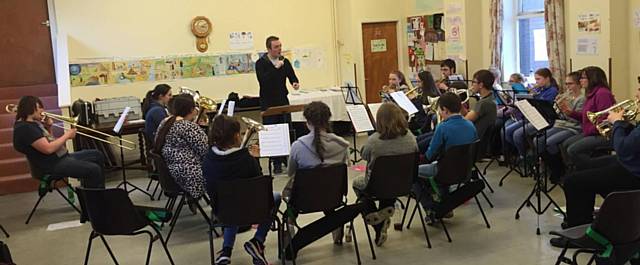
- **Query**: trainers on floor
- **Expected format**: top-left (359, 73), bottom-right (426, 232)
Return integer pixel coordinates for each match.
top-left (364, 206), bottom-right (395, 226)
top-left (244, 238), bottom-right (268, 265)
top-left (215, 247), bottom-right (232, 265)
top-left (375, 219), bottom-right (391, 247)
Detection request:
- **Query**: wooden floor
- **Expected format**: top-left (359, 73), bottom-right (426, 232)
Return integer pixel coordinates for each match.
top-left (0, 145), bottom-right (594, 265)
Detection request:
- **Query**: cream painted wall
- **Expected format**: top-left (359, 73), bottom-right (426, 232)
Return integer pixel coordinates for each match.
top-left (335, 0), bottom-right (410, 100)
top-left (629, 0), bottom-right (640, 95)
top-left (53, 0), bottom-right (339, 102)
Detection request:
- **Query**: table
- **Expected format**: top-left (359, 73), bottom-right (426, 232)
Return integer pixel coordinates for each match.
top-left (288, 88), bottom-right (350, 122)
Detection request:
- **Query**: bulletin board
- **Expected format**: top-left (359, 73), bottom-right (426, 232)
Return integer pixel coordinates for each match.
top-left (407, 13), bottom-right (445, 77)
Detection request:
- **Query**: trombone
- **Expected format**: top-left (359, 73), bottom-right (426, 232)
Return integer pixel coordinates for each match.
top-left (5, 104), bottom-right (136, 150)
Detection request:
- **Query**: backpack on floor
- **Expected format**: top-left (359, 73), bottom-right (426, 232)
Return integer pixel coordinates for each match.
top-left (0, 241), bottom-right (15, 265)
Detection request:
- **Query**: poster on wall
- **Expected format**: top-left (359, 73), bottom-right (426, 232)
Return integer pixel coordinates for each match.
top-left (577, 12), bottom-right (601, 33)
top-left (576, 36), bottom-right (598, 55)
top-left (229, 31), bottom-right (254, 50)
top-left (407, 14), bottom-right (444, 78)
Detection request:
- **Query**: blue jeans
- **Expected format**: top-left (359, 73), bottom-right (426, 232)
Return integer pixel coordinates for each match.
top-left (560, 134), bottom-right (611, 170)
top-left (413, 162), bottom-right (446, 211)
top-left (417, 132), bottom-right (435, 154)
top-left (503, 119), bottom-right (522, 147)
top-left (50, 149), bottom-right (105, 188)
top-left (534, 127), bottom-right (577, 155)
top-left (512, 123), bottom-right (538, 156)
top-left (222, 192), bottom-right (282, 249)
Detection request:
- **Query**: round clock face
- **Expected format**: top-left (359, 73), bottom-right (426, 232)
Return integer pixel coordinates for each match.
top-left (195, 20), bottom-right (209, 34)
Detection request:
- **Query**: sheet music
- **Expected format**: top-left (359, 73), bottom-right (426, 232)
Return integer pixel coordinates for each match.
top-left (389, 91), bottom-right (418, 115)
top-left (514, 100), bottom-right (550, 130)
top-left (113, 106), bottom-right (130, 134)
top-left (217, 99), bottom-right (227, 116)
top-left (342, 86), bottom-right (363, 104)
top-left (368, 103), bottom-right (383, 122)
top-left (346, 105), bottom-right (374, 132)
top-left (227, 101), bottom-right (235, 116)
top-left (258, 123), bottom-right (291, 157)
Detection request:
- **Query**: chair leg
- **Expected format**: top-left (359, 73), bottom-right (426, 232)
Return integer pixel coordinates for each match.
top-left (394, 196), bottom-right (412, 231)
top-left (349, 220), bottom-right (362, 265)
top-left (474, 196), bottom-right (491, 229)
top-left (440, 219), bottom-right (452, 243)
top-left (415, 202), bottom-right (432, 248)
top-left (144, 231), bottom-right (154, 265)
top-left (151, 225), bottom-right (175, 265)
top-left (554, 241), bottom-right (570, 265)
top-left (0, 224), bottom-right (9, 238)
top-left (146, 178), bottom-right (153, 191)
top-left (166, 196), bottom-right (186, 242)
top-left (407, 201), bottom-right (419, 229)
top-left (209, 224), bottom-right (216, 265)
top-left (480, 190), bottom-right (495, 208)
top-left (54, 187), bottom-right (81, 213)
top-left (475, 165), bottom-right (495, 193)
top-left (84, 232), bottom-right (96, 265)
top-left (362, 218), bottom-right (376, 260)
top-left (25, 193), bottom-right (47, 224)
top-left (151, 181), bottom-right (160, 199)
top-left (99, 235), bottom-right (119, 264)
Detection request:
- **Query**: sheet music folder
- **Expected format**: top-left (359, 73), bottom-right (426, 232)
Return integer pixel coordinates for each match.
top-left (514, 99), bottom-right (556, 131)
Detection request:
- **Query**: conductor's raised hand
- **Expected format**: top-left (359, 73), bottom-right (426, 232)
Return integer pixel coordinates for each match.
top-left (292, 82), bottom-right (300, 90)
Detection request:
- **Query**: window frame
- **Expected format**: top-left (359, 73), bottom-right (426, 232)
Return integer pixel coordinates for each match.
top-left (514, 0), bottom-right (546, 74)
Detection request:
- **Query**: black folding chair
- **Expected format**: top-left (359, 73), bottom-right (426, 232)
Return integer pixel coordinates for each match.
top-left (284, 163), bottom-right (364, 264)
top-left (471, 137), bottom-right (495, 208)
top-left (359, 152), bottom-right (430, 258)
top-left (77, 188), bottom-right (175, 265)
top-left (405, 143), bottom-right (491, 243)
top-left (24, 160), bottom-right (81, 224)
top-left (148, 151), bottom-right (215, 242)
top-left (551, 190), bottom-right (640, 265)
top-left (0, 224), bottom-right (8, 238)
top-left (141, 130), bottom-right (161, 200)
top-left (209, 176), bottom-right (279, 265)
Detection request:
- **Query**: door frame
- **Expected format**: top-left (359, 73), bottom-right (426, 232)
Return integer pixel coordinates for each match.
top-left (358, 20), bottom-right (404, 103)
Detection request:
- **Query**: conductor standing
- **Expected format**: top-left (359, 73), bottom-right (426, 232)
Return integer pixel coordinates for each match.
top-left (256, 36), bottom-right (299, 173)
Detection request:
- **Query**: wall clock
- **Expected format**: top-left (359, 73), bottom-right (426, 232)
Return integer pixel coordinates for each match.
top-left (191, 16), bottom-right (212, 52)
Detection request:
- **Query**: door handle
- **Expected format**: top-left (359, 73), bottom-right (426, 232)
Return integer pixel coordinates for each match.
top-left (41, 20), bottom-right (50, 27)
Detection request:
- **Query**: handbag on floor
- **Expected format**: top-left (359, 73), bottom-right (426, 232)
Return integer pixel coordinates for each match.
top-left (0, 240), bottom-right (15, 265)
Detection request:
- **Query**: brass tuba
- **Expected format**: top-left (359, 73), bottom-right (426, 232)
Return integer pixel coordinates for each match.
top-left (240, 117), bottom-right (266, 148)
top-left (586, 99), bottom-right (639, 138)
top-left (178, 87), bottom-right (217, 124)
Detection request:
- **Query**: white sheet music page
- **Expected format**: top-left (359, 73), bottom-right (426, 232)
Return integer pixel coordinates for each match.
top-left (113, 106), bottom-right (130, 134)
top-left (367, 103), bottom-right (383, 122)
top-left (346, 105), bottom-right (374, 132)
top-left (389, 91), bottom-right (418, 115)
top-left (258, 123), bottom-right (291, 157)
top-left (514, 100), bottom-right (549, 130)
top-left (227, 101), bottom-right (236, 116)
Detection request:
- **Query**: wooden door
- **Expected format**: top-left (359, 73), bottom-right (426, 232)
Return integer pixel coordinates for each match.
top-left (0, 0), bottom-right (58, 194)
top-left (362, 22), bottom-right (399, 103)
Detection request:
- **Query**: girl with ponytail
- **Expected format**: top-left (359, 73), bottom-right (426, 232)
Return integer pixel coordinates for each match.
top-left (142, 84), bottom-right (172, 142)
top-left (284, 101), bottom-right (350, 244)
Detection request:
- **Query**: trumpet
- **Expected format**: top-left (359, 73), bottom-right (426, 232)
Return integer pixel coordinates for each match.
top-left (5, 104), bottom-right (136, 150)
top-left (586, 99), bottom-right (639, 138)
top-left (240, 117), bottom-right (266, 148)
top-left (179, 87), bottom-right (217, 124)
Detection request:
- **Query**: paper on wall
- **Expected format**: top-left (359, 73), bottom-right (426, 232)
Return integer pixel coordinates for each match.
top-left (576, 36), bottom-right (598, 55)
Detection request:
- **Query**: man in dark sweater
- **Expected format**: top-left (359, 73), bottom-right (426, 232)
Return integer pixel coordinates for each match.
top-left (255, 36), bottom-right (299, 173)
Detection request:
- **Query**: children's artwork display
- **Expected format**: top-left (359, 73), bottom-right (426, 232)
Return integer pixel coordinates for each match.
top-left (69, 48), bottom-right (324, 87)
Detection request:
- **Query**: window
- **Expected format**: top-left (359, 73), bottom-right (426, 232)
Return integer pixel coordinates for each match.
top-left (516, 0), bottom-right (548, 76)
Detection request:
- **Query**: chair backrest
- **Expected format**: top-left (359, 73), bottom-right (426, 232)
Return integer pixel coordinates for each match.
top-left (212, 176), bottom-right (274, 226)
top-left (592, 190), bottom-right (640, 245)
top-left (76, 188), bottom-right (148, 235)
top-left (475, 124), bottom-right (495, 161)
top-left (148, 150), bottom-right (183, 196)
top-left (290, 163), bottom-right (348, 214)
top-left (366, 152), bottom-right (418, 199)
top-left (436, 143), bottom-right (474, 185)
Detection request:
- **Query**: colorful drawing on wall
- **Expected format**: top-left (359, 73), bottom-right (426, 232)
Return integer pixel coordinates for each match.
top-left (69, 49), bottom-right (324, 87)
top-left (577, 12), bottom-right (601, 33)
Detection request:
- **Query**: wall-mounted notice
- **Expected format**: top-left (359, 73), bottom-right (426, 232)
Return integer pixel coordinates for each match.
top-left (229, 31), bottom-right (254, 50)
top-left (577, 12), bottom-right (601, 33)
top-left (634, 9), bottom-right (640, 29)
top-left (576, 36), bottom-right (598, 56)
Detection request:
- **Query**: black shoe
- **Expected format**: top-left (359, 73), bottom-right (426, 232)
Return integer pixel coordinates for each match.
top-left (550, 237), bottom-right (581, 249)
top-left (244, 238), bottom-right (268, 265)
top-left (215, 247), bottom-right (232, 265)
top-left (273, 165), bottom-right (283, 174)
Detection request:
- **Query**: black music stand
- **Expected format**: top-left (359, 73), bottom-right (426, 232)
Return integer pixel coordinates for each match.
top-left (1, 223), bottom-right (8, 238)
top-left (113, 112), bottom-right (153, 200)
top-left (512, 99), bottom-right (564, 235)
top-left (341, 84), bottom-right (373, 164)
top-left (497, 90), bottom-right (527, 185)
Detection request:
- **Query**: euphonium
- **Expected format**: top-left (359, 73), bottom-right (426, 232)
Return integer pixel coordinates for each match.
top-left (179, 86), bottom-right (217, 124)
top-left (426, 96), bottom-right (442, 123)
top-left (240, 117), bottom-right (266, 148)
top-left (587, 99), bottom-right (639, 138)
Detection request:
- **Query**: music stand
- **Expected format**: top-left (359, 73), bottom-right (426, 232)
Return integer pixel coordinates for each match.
top-left (113, 108), bottom-right (153, 200)
top-left (261, 104), bottom-right (306, 175)
top-left (340, 84), bottom-right (374, 164)
top-left (513, 99), bottom-right (564, 235)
